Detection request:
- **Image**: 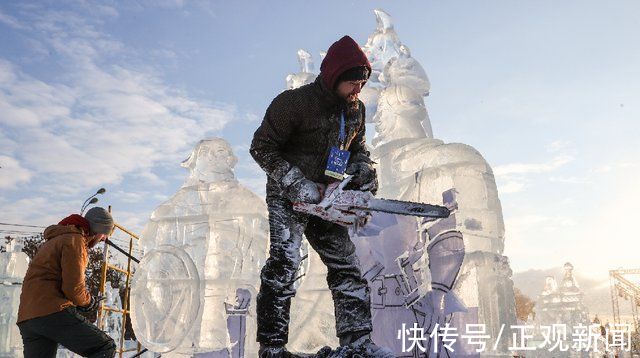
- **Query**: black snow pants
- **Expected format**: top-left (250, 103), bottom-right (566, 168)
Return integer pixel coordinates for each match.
top-left (256, 192), bottom-right (373, 346)
top-left (17, 307), bottom-right (116, 358)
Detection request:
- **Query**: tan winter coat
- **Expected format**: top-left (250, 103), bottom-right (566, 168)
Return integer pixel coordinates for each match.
top-left (17, 225), bottom-right (91, 323)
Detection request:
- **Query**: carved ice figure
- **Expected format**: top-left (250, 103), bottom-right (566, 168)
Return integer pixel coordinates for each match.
top-left (542, 276), bottom-right (559, 296)
top-left (362, 9), bottom-right (403, 84)
top-left (0, 241), bottom-right (28, 282)
top-left (532, 263), bottom-right (590, 357)
top-left (0, 241), bottom-right (29, 356)
top-left (0, 239), bottom-right (29, 357)
top-left (286, 50), bottom-right (316, 89)
top-left (362, 8), bottom-right (433, 141)
top-left (132, 138), bottom-right (269, 357)
top-left (353, 190), bottom-right (466, 357)
top-left (361, 8), bottom-right (517, 355)
top-left (102, 281), bottom-right (123, 344)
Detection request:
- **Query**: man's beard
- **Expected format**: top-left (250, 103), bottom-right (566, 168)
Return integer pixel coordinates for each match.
top-left (341, 94), bottom-right (360, 117)
top-left (87, 236), bottom-right (101, 249)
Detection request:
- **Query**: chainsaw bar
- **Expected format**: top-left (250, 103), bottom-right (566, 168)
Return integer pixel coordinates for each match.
top-left (365, 198), bottom-right (450, 218)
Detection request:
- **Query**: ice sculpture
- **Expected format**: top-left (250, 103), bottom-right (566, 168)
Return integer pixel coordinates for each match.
top-left (527, 263), bottom-right (592, 357)
top-left (102, 282), bottom-right (123, 344)
top-left (534, 263), bottom-right (589, 332)
top-left (360, 9), bottom-right (518, 355)
top-left (286, 49), bottom-right (316, 89)
top-left (132, 138), bottom-right (269, 356)
top-left (353, 190), bottom-right (466, 356)
top-left (362, 9), bottom-right (432, 138)
top-left (0, 240), bottom-right (29, 356)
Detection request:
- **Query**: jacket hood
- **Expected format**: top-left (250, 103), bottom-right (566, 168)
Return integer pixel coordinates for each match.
top-left (43, 224), bottom-right (85, 241)
top-left (58, 214), bottom-right (91, 234)
top-left (320, 35), bottom-right (371, 90)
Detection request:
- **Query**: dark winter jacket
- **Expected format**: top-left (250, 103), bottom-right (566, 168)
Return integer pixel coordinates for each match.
top-left (250, 35), bottom-right (373, 193)
top-left (17, 216), bottom-right (92, 323)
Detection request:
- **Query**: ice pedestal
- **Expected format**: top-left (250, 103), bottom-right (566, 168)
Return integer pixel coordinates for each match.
top-left (0, 241), bottom-right (29, 357)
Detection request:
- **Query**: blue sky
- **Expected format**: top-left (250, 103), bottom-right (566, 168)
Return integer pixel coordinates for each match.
top-left (0, 0), bottom-right (638, 279)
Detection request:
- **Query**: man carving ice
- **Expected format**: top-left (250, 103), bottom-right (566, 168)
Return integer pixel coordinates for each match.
top-left (250, 35), bottom-right (392, 357)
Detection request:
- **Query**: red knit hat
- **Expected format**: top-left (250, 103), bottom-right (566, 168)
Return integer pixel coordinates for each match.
top-left (320, 35), bottom-right (371, 90)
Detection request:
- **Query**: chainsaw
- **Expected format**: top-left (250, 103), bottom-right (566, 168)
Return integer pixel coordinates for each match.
top-left (293, 176), bottom-right (450, 228)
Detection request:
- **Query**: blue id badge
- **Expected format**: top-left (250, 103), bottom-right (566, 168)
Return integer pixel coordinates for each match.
top-left (325, 146), bottom-right (351, 180)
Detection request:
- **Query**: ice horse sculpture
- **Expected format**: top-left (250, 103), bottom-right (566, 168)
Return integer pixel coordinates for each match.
top-left (361, 9), bottom-right (517, 355)
top-left (131, 138), bottom-right (269, 357)
top-left (0, 240), bottom-right (29, 357)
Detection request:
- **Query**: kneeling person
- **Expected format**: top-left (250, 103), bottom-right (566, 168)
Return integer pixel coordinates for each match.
top-left (17, 207), bottom-right (117, 358)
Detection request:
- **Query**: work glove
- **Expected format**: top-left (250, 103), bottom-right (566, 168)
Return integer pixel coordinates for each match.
top-left (280, 166), bottom-right (321, 204)
top-left (345, 162), bottom-right (378, 195)
top-left (76, 295), bottom-right (105, 313)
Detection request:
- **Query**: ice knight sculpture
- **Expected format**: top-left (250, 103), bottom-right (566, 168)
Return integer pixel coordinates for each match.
top-left (132, 138), bottom-right (269, 357)
top-left (361, 9), bottom-right (517, 355)
top-left (284, 9), bottom-right (517, 356)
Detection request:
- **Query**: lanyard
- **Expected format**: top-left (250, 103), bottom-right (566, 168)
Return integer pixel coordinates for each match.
top-left (339, 112), bottom-right (346, 150)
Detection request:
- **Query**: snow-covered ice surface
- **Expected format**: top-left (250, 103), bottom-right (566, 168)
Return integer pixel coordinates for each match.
top-left (131, 138), bottom-right (269, 356)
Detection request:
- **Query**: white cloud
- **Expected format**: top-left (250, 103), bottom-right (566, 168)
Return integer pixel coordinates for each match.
top-left (548, 176), bottom-right (591, 184)
top-left (493, 152), bottom-right (575, 195)
top-left (590, 162), bottom-right (638, 174)
top-left (0, 156), bottom-right (32, 188)
top-left (496, 179), bottom-right (525, 194)
top-left (0, 10), bottom-right (26, 30)
top-left (245, 112), bottom-right (260, 123)
top-left (545, 140), bottom-right (570, 153)
top-left (494, 155), bottom-right (574, 176)
top-left (505, 214), bottom-right (551, 235)
top-left (0, 8), bottom-right (236, 196)
top-left (0, 196), bottom-right (73, 227)
top-left (0, 4), bottom-right (240, 232)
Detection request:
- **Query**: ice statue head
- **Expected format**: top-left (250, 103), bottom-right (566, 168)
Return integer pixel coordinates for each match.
top-left (380, 45), bottom-right (431, 96)
top-left (363, 9), bottom-right (403, 82)
top-left (364, 9), bottom-right (434, 144)
top-left (563, 262), bottom-right (573, 275)
top-left (181, 138), bottom-right (237, 185)
top-left (561, 262), bottom-right (580, 290)
top-left (372, 84), bottom-right (430, 146)
top-left (286, 49), bottom-right (317, 89)
top-left (542, 276), bottom-right (558, 295)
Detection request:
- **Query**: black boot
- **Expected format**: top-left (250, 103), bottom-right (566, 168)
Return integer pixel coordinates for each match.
top-left (340, 332), bottom-right (394, 358)
top-left (260, 344), bottom-right (311, 358)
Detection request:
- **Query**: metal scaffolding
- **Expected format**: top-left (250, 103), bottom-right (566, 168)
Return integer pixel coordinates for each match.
top-left (609, 268), bottom-right (640, 354)
top-left (610, 269), bottom-right (640, 330)
top-left (97, 207), bottom-right (142, 358)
